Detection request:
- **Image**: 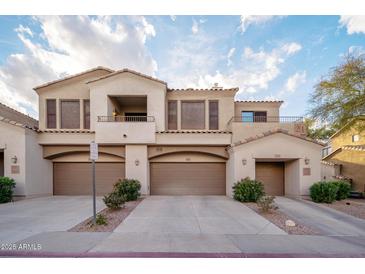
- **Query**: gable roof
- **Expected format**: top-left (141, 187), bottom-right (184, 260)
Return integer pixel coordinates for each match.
top-left (86, 68), bottom-right (167, 86)
top-left (329, 116), bottom-right (365, 139)
top-left (168, 87), bottom-right (238, 93)
top-left (33, 66), bottom-right (114, 90)
top-left (0, 102), bottom-right (38, 129)
top-left (322, 144), bottom-right (365, 160)
top-left (230, 128), bottom-right (325, 148)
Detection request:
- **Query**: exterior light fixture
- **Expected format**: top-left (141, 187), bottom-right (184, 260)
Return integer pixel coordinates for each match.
top-left (135, 159), bottom-right (140, 166)
top-left (304, 158), bottom-right (310, 165)
top-left (123, 134), bottom-right (127, 138)
top-left (11, 155), bottom-right (17, 164)
top-left (242, 159), bottom-right (247, 166)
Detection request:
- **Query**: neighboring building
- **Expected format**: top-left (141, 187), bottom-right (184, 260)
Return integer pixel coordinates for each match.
top-left (0, 67), bottom-right (323, 198)
top-left (0, 102), bottom-right (52, 198)
top-left (322, 116), bottom-right (365, 192)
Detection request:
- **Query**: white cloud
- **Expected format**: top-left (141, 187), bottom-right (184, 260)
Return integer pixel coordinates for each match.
top-left (239, 16), bottom-right (276, 33)
top-left (161, 34), bottom-right (302, 101)
top-left (227, 47), bottom-right (236, 66)
top-left (339, 16), bottom-right (365, 34)
top-left (284, 71), bottom-right (306, 93)
top-left (348, 45), bottom-right (364, 56)
top-left (0, 16), bottom-right (157, 117)
top-left (192, 19), bottom-right (199, 34)
top-left (281, 42), bottom-right (302, 55)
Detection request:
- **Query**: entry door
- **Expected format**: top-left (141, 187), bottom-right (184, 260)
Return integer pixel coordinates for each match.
top-left (255, 162), bottom-right (284, 196)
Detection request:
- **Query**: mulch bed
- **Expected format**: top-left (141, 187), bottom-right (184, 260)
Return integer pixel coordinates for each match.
top-left (69, 198), bottom-right (143, 232)
top-left (312, 199), bottom-right (365, 220)
top-left (245, 202), bottom-right (319, 235)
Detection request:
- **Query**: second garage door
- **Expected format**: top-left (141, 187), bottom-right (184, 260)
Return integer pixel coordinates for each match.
top-left (150, 162), bottom-right (226, 195)
top-left (54, 162), bottom-right (125, 195)
top-left (255, 162), bottom-right (284, 196)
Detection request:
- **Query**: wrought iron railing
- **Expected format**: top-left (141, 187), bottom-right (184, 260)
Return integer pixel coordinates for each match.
top-left (230, 116), bottom-right (304, 123)
top-left (97, 116), bottom-right (155, 122)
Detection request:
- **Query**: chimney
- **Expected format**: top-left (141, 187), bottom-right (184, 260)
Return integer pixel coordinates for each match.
top-left (212, 83), bottom-right (223, 90)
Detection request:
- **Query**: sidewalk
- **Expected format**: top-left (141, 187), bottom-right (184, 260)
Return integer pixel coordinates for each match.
top-left (1, 231), bottom-right (365, 257)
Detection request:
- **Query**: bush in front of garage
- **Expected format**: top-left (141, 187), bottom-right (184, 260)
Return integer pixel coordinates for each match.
top-left (309, 181), bottom-right (340, 203)
top-left (233, 177), bottom-right (265, 202)
top-left (113, 178), bottom-right (141, 201)
top-left (103, 192), bottom-right (126, 209)
top-left (0, 176), bottom-right (16, 203)
top-left (332, 180), bottom-right (351, 200)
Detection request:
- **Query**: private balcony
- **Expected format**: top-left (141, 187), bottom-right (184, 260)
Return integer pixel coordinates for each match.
top-left (229, 116), bottom-right (306, 143)
top-left (95, 115), bottom-right (156, 144)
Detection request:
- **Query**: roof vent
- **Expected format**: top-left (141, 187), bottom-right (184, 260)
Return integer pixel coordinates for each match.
top-left (212, 83), bottom-right (223, 90)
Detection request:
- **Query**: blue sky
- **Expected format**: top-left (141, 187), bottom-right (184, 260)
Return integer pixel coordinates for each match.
top-left (0, 15), bottom-right (364, 118)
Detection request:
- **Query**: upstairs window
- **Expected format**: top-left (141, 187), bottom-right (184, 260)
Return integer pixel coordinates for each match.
top-left (61, 100), bottom-right (80, 129)
top-left (181, 101), bottom-right (205, 129)
top-left (352, 134), bottom-right (360, 142)
top-left (241, 111), bottom-right (267, 122)
top-left (46, 99), bottom-right (57, 129)
top-left (209, 101), bottom-right (219, 130)
top-left (168, 101), bottom-right (177, 130)
top-left (84, 100), bottom-right (90, 129)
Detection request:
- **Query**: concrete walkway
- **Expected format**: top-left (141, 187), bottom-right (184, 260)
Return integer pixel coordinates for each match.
top-left (275, 197), bottom-right (365, 236)
top-left (0, 196), bottom-right (105, 243)
top-left (1, 232), bottom-right (365, 257)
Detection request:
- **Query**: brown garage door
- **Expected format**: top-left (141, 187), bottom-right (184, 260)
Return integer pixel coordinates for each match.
top-left (255, 162), bottom-right (284, 196)
top-left (150, 162), bottom-right (226, 195)
top-left (53, 162), bottom-right (125, 195)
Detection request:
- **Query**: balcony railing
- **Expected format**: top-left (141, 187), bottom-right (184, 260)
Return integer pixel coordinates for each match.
top-left (230, 116), bottom-right (303, 123)
top-left (97, 115), bottom-right (155, 122)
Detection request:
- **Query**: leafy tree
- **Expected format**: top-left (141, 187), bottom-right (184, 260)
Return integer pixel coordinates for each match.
top-left (309, 54), bottom-right (365, 132)
top-left (304, 118), bottom-right (335, 141)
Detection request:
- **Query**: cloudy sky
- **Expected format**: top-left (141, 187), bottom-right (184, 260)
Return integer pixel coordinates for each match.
top-left (0, 15), bottom-right (364, 118)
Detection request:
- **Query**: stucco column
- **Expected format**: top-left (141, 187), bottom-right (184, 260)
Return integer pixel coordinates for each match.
top-left (125, 145), bottom-right (149, 195)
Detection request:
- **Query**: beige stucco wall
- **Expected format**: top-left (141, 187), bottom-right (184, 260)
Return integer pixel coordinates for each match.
top-left (125, 145), bottom-right (149, 195)
top-left (227, 133), bottom-right (323, 197)
top-left (150, 152), bottom-right (226, 162)
top-left (0, 122), bottom-right (52, 197)
top-left (330, 119), bottom-right (365, 151)
top-left (156, 133), bottom-right (232, 145)
top-left (52, 152), bottom-right (124, 162)
top-left (88, 72), bottom-right (167, 132)
top-left (320, 161), bottom-right (339, 181)
top-left (36, 69), bottom-right (110, 130)
top-left (38, 132), bottom-right (95, 145)
top-left (234, 101), bottom-right (281, 117)
top-left (0, 122), bottom-right (27, 195)
top-left (25, 129), bottom-right (53, 197)
top-left (284, 160), bottom-right (300, 196)
top-left (148, 145), bottom-right (228, 159)
top-left (167, 90), bottom-right (235, 131)
top-left (231, 122), bottom-right (303, 142)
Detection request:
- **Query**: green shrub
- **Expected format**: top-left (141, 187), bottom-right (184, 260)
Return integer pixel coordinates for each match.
top-left (332, 180), bottom-right (351, 200)
top-left (309, 181), bottom-right (339, 203)
top-left (113, 179), bottom-right (141, 201)
top-left (103, 192), bottom-right (126, 209)
top-left (95, 214), bottom-right (108, 226)
top-left (233, 177), bottom-right (265, 202)
top-left (0, 177), bottom-right (16, 203)
top-left (257, 196), bottom-right (277, 212)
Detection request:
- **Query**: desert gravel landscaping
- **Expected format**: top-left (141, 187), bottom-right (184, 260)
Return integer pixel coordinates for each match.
top-left (313, 199), bottom-right (365, 220)
top-left (69, 199), bottom-right (143, 232)
top-left (245, 202), bottom-right (320, 235)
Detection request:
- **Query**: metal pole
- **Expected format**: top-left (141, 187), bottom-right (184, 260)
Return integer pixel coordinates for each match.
top-left (92, 159), bottom-right (96, 225)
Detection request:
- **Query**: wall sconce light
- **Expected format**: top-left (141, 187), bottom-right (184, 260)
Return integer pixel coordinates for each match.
top-left (11, 155), bottom-right (17, 164)
top-left (123, 134), bottom-right (127, 138)
top-left (304, 158), bottom-right (310, 165)
top-left (242, 159), bottom-right (247, 166)
top-left (135, 159), bottom-right (140, 166)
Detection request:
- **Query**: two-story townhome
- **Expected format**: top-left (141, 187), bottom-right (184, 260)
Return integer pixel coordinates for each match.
top-left (322, 116), bottom-right (365, 193)
top-left (0, 67), bottom-right (323, 198)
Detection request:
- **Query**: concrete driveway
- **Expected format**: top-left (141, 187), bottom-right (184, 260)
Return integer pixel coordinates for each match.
top-left (91, 195), bottom-right (285, 253)
top-left (0, 196), bottom-right (105, 244)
